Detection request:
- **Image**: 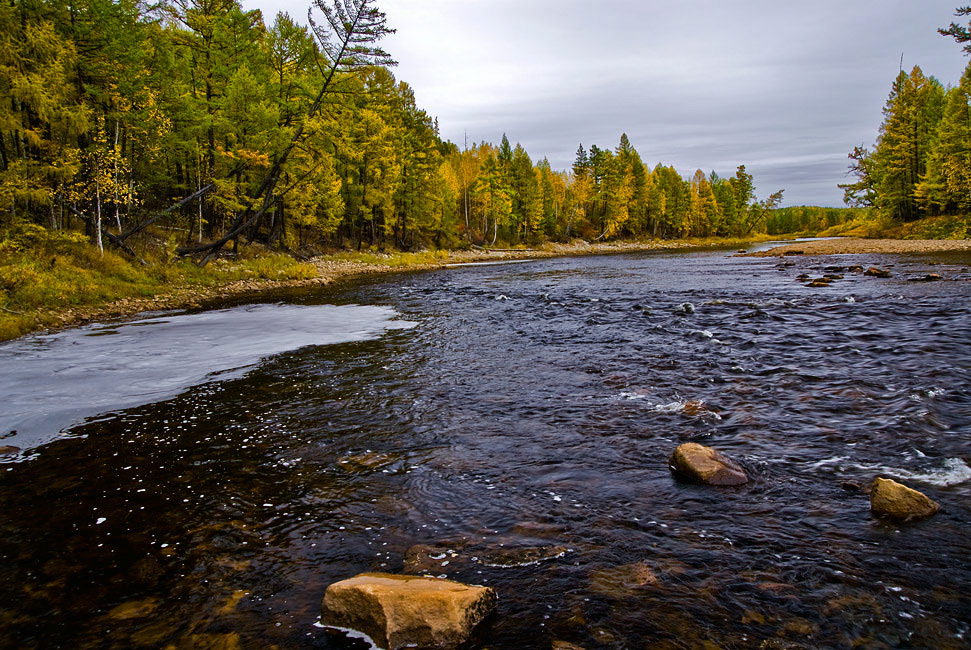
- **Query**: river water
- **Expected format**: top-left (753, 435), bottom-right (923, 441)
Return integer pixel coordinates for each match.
top-left (2, 245), bottom-right (970, 649)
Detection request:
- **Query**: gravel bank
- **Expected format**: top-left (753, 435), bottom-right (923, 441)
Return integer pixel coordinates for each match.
top-left (746, 238), bottom-right (971, 257)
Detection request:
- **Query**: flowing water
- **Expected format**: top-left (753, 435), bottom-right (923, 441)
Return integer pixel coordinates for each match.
top-left (2, 245), bottom-right (971, 649)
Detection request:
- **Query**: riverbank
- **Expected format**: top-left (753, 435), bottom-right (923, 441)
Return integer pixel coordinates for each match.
top-left (746, 237), bottom-right (971, 257)
top-left (1, 236), bottom-right (776, 342)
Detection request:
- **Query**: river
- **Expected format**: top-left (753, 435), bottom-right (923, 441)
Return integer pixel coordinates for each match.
top-left (1, 244), bottom-right (970, 649)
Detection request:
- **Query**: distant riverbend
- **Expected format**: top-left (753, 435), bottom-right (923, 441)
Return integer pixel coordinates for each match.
top-left (1, 244), bottom-right (970, 648)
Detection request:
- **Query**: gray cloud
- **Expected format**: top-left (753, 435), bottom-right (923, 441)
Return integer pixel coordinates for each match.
top-left (247, 0), bottom-right (970, 206)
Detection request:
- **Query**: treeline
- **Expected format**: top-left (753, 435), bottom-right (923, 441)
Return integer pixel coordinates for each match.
top-left (447, 137), bottom-right (784, 245)
top-left (1, 0), bottom-right (786, 257)
top-left (840, 7), bottom-right (971, 228)
top-left (765, 206), bottom-right (868, 235)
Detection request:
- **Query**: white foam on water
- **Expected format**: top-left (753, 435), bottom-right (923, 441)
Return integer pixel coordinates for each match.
top-left (856, 458), bottom-right (971, 487)
top-left (653, 401), bottom-right (687, 414)
top-left (313, 622), bottom-right (380, 650)
top-left (0, 303), bottom-right (417, 455)
top-left (806, 456), bottom-right (850, 470)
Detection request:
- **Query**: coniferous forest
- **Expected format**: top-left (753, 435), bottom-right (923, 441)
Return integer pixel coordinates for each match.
top-left (3, 0), bottom-right (971, 266)
top-left (0, 0), bottom-right (794, 260)
top-left (836, 7), bottom-right (971, 237)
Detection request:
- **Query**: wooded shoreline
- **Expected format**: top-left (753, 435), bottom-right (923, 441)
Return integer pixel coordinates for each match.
top-left (7, 237), bottom-right (774, 341)
top-left (15, 234), bottom-right (971, 344)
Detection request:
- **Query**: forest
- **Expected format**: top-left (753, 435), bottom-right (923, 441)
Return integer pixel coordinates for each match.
top-left (0, 0), bottom-right (796, 260)
top-left (837, 7), bottom-right (971, 237)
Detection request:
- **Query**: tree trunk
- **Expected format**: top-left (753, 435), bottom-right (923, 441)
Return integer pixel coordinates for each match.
top-left (94, 181), bottom-right (103, 254)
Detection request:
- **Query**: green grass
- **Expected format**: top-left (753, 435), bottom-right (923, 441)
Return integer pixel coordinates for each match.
top-left (889, 214), bottom-right (970, 240)
top-left (0, 224), bottom-right (318, 341)
top-left (326, 249), bottom-right (451, 267)
top-left (816, 212), bottom-right (971, 240)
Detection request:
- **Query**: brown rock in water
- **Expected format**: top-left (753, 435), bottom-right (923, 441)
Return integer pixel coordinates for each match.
top-left (402, 544), bottom-right (458, 575)
top-left (589, 561), bottom-right (660, 598)
top-left (552, 641), bottom-right (587, 650)
top-left (0, 445), bottom-right (21, 456)
top-left (864, 266), bottom-right (891, 278)
top-left (479, 544), bottom-right (569, 567)
top-left (669, 443), bottom-right (748, 486)
top-left (320, 573), bottom-right (496, 650)
top-left (908, 273), bottom-right (943, 282)
top-left (870, 477), bottom-right (940, 522)
top-left (806, 279), bottom-right (831, 288)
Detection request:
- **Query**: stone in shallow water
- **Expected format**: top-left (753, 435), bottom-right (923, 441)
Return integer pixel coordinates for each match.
top-left (870, 477), bottom-right (940, 522)
top-left (669, 442), bottom-right (748, 486)
top-left (402, 543), bottom-right (464, 575)
top-left (321, 573), bottom-right (496, 650)
top-left (106, 598), bottom-right (158, 621)
top-left (589, 561), bottom-right (660, 598)
top-left (908, 273), bottom-right (944, 282)
top-left (478, 544), bottom-right (569, 567)
top-left (552, 640), bottom-right (586, 650)
top-left (864, 266), bottom-right (891, 278)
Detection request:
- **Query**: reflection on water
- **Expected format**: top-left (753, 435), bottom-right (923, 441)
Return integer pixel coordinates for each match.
top-left (1, 247), bottom-right (971, 649)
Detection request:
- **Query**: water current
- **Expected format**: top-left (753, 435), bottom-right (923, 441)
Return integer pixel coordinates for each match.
top-left (1, 245), bottom-right (970, 649)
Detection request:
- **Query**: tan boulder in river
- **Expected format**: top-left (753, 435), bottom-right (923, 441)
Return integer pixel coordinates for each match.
top-left (321, 572), bottom-right (496, 649)
top-left (870, 477), bottom-right (940, 522)
top-left (669, 442), bottom-right (748, 486)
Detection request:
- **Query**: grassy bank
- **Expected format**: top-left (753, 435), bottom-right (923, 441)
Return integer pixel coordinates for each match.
top-left (0, 229), bottom-right (779, 343)
top-left (817, 211), bottom-right (970, 240)
top-left (0, 224), bottom-right (318, 341)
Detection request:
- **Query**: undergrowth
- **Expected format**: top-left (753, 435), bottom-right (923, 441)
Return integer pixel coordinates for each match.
top-left (0, 224), bottom-right (317, 341)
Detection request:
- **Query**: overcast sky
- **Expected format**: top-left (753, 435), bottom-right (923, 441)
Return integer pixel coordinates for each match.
top-left (244, 0), bottom-right (969, 206)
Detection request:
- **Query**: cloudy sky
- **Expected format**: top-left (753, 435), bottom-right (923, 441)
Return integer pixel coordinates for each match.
top-left (245, 0), bottom-right (969, 206)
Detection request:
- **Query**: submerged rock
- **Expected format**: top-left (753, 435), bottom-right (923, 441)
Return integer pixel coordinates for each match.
top-left (0, 445), bottom-right (21, 456)
top-left (402, 543), bottom-right (462, 575)
top-left (479, 544), bottom-right (570, 568)
top-left (806, 279), bottom-right (831, 288)
top-left (589, 561), bottom-right (660, 598)
top-left (320, 573), bottom-right (496, 650)
top-left (870, 477), bottom-right (940, 522)
top-left (864, 266), bottom-right (891, 278)
top-left (669, 442), bottom-right (748, 486)
top-left (908, 273), bottom-right (944, 282)
top-left (552, 641), bottom-right (586, 650)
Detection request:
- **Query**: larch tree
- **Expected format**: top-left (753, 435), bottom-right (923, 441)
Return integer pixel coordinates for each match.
top-left (870, 67), bottom-right (944, 221)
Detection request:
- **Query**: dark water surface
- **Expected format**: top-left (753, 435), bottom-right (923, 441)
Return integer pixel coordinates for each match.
top-left (2, 246), bottom-right (971, 649)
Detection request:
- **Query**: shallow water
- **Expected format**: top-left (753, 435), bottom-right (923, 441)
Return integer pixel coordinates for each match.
top-left (2, 246), bottom-right (970, 649)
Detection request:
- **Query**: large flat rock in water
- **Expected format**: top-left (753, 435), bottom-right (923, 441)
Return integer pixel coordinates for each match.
top-left (321, 573), bottom-right (496, 650)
